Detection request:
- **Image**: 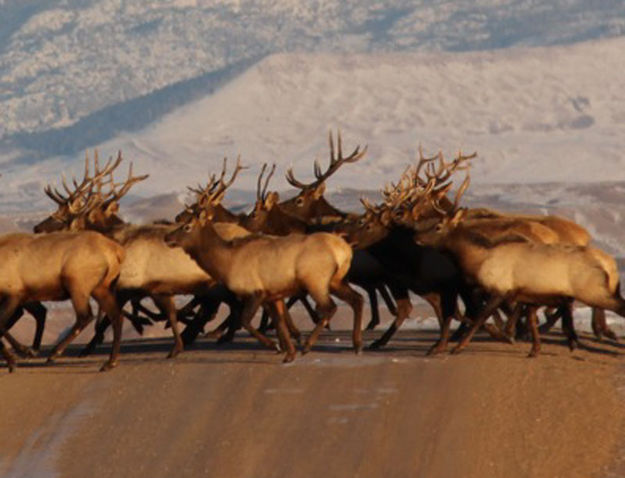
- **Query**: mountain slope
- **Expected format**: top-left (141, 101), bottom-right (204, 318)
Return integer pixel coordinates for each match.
top-left (2, 36), bottom-right (623, 209)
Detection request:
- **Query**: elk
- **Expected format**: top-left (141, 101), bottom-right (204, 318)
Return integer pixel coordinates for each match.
top-left (34, 153), bottom-right (250, 359)
top-left (391, 149), bottom-right (612, 344)
top-left (415, 189), bottom-right (625, 357)
top-left (276, 132), bottom-right (397, 329)
top-left (0, 230), bottom-right (124, 372)
top-left (240, 162), bottom-right (398, 332)
top-left (164, 162), bottom-right (364, 362)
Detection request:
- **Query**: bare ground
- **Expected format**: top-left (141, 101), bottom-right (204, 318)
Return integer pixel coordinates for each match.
top-left (1, 316), bottom-right (625, 478)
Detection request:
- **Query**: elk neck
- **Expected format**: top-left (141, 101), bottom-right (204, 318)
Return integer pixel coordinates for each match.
top-left (186, 222), bottom-right (234, 283)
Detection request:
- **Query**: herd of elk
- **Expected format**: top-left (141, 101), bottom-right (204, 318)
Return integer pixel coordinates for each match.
top-left (1, 131), bottom-right (623, 372)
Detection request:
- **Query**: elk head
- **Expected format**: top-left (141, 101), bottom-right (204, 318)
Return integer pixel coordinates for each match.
top-left (167, 157), bottom-right (244, 247)
top-left (175, 158), bottom-right (243, 224)
top-left (240, 163), bottom-right (279, 231)
top-left (34, 151), bottom-right (148, 233)
top-left (279, 131), bottom-right (367, 223)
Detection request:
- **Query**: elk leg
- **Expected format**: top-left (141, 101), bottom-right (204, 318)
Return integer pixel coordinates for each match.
top-left (298, 295), bottom-right (322, 326)
top-left (428, 291), bottom-right (458, 355)
top-left (537, 307), bottom-right (560, 334)
top-left (451, 295), bottom-right (505, 355)
top-left (24, 301), bottom-right (47, 352)
top-left (47, 294), bottom-right (94, 363)
top-left (1, 307), bottom-right (37, 357)
top-left (503, 303), bottom-right (524, 340)
top-left (0, 296), bottom-right (25, 368)
top-left (561, 303), bottom-right (579, 351)
top-left (258, 308), bottom-right (272, 334)
top-left (94, 288), bottom-right (123, 372)
top-left (365, 286), bottom-right (380, 330)
top-left (591, 308), bottom-right (618, 341)
top-left (527, 305), bottom-right (541, 357)
top-left (378, 284), bottom-right (398, 316)
top-left (369, 295), bottom-right (412, 350)
top-left (282, 307), bottom-right (301, 344)
top-left (4, 332), bottom-right (37, 358)
top-left (153, 294), bottom-right (183, 359)
top-left (216, 304), bottom-right (243, 344)
top-left (331, 281), bottom-right (364, 353)
top-left (302, 299), bottom-right (337, 354)
top-left (271, 301), bottom-right (296, 363)
top-left (1, 339), bottom-right (17, 372)
top-left (78, 316), bottom-right (110, 357)
top-left (181, 297), bottom-right (221, 346)
top-left (240, 295), bottom-right (279, 351)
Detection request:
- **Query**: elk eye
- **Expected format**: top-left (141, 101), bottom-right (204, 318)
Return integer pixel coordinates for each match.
top-left (183, 224), bottom-right (193, 233)
top-left (296, 197), bottom-right (304, 207)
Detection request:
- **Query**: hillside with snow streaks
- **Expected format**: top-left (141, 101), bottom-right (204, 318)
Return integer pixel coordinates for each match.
top-left (1, 0), bottom-right (625, 140)
top-left (1, 36), bottom-right (623, 209)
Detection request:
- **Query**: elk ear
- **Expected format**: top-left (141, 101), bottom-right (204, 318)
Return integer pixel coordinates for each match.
top-left (379, 209), bottom-right (392, 227)
top-left (264, 191), bottom-right (279, 210)
top-left (312, 183), bottom-right (326, 200)
top-left (450, 208), bottom-right (466, 226)
top-left (103, 201), bottom-right (119, 217)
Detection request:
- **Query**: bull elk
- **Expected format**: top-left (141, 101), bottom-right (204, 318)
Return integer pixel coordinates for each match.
top-left (164, 161), bottom-right (364, 362)
top-left (416, 196), bottom-right (625, 357)
top-left (34, 152), bottom-right (250, 360)
top-left (241, 162), bottom-right (398, 332)
top-left (0, 231), bottom-right (125, 372)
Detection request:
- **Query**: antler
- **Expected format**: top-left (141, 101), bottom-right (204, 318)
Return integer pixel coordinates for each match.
top-left (285, 130), bottom-right (367, 190)
top-left (43, 150), bottom-right (125, 207)
top-left (198, 156), bottom-right (245, 207)
top-left (256, 163), bottom-right (276, 202)
top-left (100, 160), bottom-right (149, 206)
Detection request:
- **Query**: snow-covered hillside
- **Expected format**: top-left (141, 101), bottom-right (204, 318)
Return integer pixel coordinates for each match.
top-left (2, 36), bottom-right (624, 208)
top-left (2, 1), bottom-right (625, 137)
top-left (0, 1), bottom-right (624, 209)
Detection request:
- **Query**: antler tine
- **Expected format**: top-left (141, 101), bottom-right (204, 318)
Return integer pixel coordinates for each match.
top-left (337, 130), bottom-right (343, 160)
top-left (285, 167), bottom-right (309, 189)
top-left (114, 162), bottom-right (149, 200)
top-left (329, 130), bottom-right (336, 162)
top-left (256, 163), bottom-right (267, 201)
top-left (313, 159), bottom-right (323, 180)
top-left (261, 163), bottom-right (276, 201)
top-left (44, 185), bottom-right (66, 205)
top-left (207, 155), bottom-right (245, 204)
top-left (452, 172), bottom-right (471, 212)
top-left (360, 196), bottom-right (378, 213)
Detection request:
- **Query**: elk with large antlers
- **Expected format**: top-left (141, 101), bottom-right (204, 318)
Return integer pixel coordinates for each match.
top-left (0, 230), bottom-right (125, 372)
top-left (34, 153), bottom-right (250, 360)
top-left (414, 177), bottom-right (625, 357)
top-left (165, 159), bottom-right (364, 362)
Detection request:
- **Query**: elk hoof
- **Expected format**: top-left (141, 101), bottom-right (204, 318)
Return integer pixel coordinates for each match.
top-left (283, 352), bottom-right (296, 363)
top-left (365, 321), bottom-right (379, 331)
top-left (99, 360), bottom-right (118, 372)
top-left (450, 345), bottom-right (464, 355)
top-left (354, 344), bottom-right (363, 355)
top-left (46, 355), bottom-right (57, 364)
top-left (568, 339), bottom-right (579, 352)
top-left (14, 346), bottom-right (37, 358)
top-left (527, 349), bottom-right (539, 358)
top-left (167, 348), bottom-right (181, 359)
top-left (427, 343), bottom-right (446, 356)
top-left (367, 340), bottom-right (384, 351)
top-left (216, 334), bottom-right (233, 345)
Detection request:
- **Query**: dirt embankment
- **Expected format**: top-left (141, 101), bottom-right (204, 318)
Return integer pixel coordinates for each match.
top-left (1, 327), bottom-right (625, 478)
